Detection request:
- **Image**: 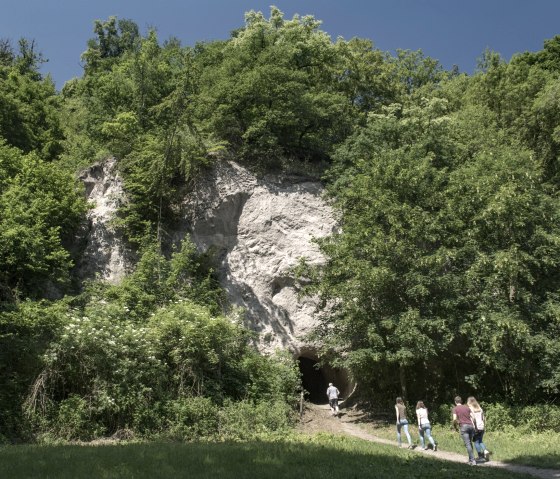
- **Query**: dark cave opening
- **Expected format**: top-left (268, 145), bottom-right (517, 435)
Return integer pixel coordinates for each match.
top-left (298, 357), bottom-right (329, 404)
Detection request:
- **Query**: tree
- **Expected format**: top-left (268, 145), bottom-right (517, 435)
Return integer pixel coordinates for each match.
top-left (0, 142), bottom-right (87, 302)
top-left (303, 91), bottom-right (560, 402)
top-left (196, 7), bottom-right (355, 165)
top-left (81, 17), bottom-right (140, 74)
top-left (0, 39), bottom-right (63, 160)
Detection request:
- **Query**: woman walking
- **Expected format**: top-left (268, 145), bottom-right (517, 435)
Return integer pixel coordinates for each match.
top-left (415, 401), bottom-right (438, 451)
top-left (395, 397), bottom-right (413, 448)
top-left (467, 396), bottom-right (490, 461)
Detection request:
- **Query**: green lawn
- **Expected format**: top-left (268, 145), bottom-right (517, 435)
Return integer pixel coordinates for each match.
top-left (0, 434), bottom-right (535, 479)
top-left (370, 423), bottom-right (560, 470)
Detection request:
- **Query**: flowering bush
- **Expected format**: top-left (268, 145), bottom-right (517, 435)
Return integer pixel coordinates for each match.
top-left (25, 301), bottom-right (300, 440)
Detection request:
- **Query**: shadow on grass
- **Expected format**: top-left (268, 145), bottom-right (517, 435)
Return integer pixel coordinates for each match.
top-left (502, 453), bottom-right (560, 470)
top-left (0, 438), bottom-right (536, 479)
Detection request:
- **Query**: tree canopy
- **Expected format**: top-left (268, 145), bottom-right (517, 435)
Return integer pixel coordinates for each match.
top-left (1, 7), bottom-right (560, 442)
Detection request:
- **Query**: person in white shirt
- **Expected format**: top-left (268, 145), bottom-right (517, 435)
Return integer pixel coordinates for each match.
top-left (416, 401), bottom-right (438, 451)
top-left (326, 383), bottom-right (340, 416)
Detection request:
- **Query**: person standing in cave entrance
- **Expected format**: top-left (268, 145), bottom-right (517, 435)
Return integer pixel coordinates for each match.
top-left (326, 382), bottom-right (340, 416)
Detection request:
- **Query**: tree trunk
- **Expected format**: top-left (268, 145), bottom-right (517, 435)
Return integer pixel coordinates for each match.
top-left (399, 365), bottom-right (407, 399)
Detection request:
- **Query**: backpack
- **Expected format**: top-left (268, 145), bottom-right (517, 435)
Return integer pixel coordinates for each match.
top-left (472, 410), bottom-right (485, 430)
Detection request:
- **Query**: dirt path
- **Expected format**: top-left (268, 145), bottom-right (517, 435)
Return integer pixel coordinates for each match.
top-left (297, 403), bottom-right (560, 479)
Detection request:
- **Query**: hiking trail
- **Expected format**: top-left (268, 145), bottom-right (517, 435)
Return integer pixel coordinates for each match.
top-left (297, 403), bottom-right (560, 479)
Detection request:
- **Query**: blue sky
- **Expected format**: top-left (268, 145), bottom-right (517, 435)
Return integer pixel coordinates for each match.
top-left (2, 0), bottom-right (560, 88)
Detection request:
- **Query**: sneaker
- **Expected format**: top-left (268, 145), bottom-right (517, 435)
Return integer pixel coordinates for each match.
top-left (469, 460), bottom-right (477, 466)
top-left (408, 445), bottom-right (414, 449)
top-left (433, 444), bottom-right (438, 452)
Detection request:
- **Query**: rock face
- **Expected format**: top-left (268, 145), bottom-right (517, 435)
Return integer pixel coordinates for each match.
top-left (180, 161), bottom-right (337, 353)
top-left (79, 159), bottom-right (336, 354)
top-left (76, 158), bottom-right (132, 283)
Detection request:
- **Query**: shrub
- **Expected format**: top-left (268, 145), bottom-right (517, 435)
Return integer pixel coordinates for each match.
top-left (429, 403), bottom-right (454, 426)
top-left (483, 403), bottom-right (514, 430)
top-left (515, 405), bottom-right (560, 431)
top-left (218, 400), bottom-right (296, 440)
top-left (164, 397), bottom-right (220, 440)
top-left (24, 300), bottom-right (301, 441)
top-left (54, 395), bottom-right (106, 441)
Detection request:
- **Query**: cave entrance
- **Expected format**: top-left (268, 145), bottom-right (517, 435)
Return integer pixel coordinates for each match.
top-left (298, 357), bottom-right (329, 404)
top-left (297, 354), bottom-right (355, 405)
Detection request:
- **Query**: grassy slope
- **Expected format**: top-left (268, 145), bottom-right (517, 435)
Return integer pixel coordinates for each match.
top-left (0, 435), bottom-right (534, 479)
top-left (371, 424), bottom-right (560, 470)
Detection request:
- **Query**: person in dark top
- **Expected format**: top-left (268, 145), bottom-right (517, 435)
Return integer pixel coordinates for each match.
top-left (452, 395), bottom-right (476, 465)
top-left (395, 397), bottom-right (413, 448)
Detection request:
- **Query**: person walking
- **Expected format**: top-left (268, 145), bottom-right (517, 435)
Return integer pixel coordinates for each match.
top-left (415, 401), bottom-right (438, 451)
top-left (467, 396), bottom-right (491, 462)
top-left (395, 397), bottom-right (414, 448)
top-left (326, 383), bottom-right (340, 416)
top-left (453, 396), bottom-right (477, 465)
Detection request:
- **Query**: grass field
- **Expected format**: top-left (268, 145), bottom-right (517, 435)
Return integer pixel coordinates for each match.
top-left (0, 434), bottom-right (535, 479)
top-left (370, 424), bottom-right (560, 470)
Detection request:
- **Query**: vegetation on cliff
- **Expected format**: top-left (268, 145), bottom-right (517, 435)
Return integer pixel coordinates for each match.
top-left (1, 8), bottom-right (560, 442)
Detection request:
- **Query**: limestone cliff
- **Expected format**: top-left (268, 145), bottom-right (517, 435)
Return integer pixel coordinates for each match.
top-left (79, 159), bottom-right (336, 355)
top-left (76, 158), bottom-right (133, 283)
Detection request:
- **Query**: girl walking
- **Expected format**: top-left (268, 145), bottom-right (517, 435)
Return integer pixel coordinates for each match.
top-left (467, 396), bottom-right (490, 461)
top-left (415, 401), bottom-right (438, 451)
top-left (395, 397), bottom-right (413, 448)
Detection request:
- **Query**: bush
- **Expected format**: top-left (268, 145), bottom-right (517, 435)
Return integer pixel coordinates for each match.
top-left (0, 300), bottom-right (68, 441)
top-left (483, 403), bottom-right (514, 430)
top-left (427, 402), bottom-right (560, 433)
top-left (54, 395), bottom-right (106, 441)
top-left (24, 299), bottom-right (301, 441)
top-left (428, 403), bottom-right (454, 426)
top-left (164, 397), bottom-right (220, 440)
top-left (218, 400), bottom-right (296, 440)
top-left (515, 405), bottom-right (560, 431)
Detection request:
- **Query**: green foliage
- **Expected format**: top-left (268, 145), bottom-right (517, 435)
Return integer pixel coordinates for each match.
top-left (303, 74), bottom-right (560, 402)
top-left (5, 7), bottom-right (560, 445)
top-left (217, 399), bottom-right (295, 440)
top-left (196, 7), bottom-right (356, 165)
top-left (163, 396), bottom-right (220, 440)
top-left (0, 40), bottom-right (62, 159)
top-left (0, 300), bottom-right (68, 439)
top-left (24, 298), bottom-right (301, 440)
top-left (481, 403), bottom-right (560, 432)
top-left (81, 17), bottom-right (140, 74)
top-left (98, 238), bottom-right (225, 318)
top-left (0, 142), bottom-right (87, 301)
top-left (21, 245), bottom-right (299, 440)
top-left (63, 22), bottom-right (208, 242)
